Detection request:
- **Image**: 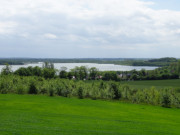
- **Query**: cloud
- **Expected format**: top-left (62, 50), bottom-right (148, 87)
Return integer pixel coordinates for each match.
top-left (0, 0), bottom-right (180, 57)
top-left (43, 33), bottom-right (57, 39)
top-left (0, 21), bottom-right (17, 34)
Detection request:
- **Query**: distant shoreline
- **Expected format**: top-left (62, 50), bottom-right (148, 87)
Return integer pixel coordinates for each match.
top-left (0, 57), bottom-right (178, 67)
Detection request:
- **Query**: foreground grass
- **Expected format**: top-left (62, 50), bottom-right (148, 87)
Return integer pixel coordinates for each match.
top-left (121, 79), bottom-right (180, 89)
top-left (0, 94), bottom-right (180, 135)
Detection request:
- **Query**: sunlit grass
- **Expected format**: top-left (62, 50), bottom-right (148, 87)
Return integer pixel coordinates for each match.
top-left (0, 94), bottom-right (180, 135)
top-left (121, 79), bottom-right (180, 89)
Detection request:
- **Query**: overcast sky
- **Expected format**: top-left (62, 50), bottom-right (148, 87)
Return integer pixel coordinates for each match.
top-left (0, 0), bottom-right (180, 58)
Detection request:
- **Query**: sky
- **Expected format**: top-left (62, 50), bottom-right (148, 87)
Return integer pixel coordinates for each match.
top-left (0, 0), bottom-right (180, 58)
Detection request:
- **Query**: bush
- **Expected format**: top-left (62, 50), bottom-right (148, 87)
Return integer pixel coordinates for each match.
top-left (90, 86), bottom-right (100, 100)
top-left (77, 87), bottom-right (83, 99)
top-left (0, 81), bottom-right (8, 94)
top-left (39, 87), bottom-right (48, 94)
top-left (16, 85), bottom-right (24, 94)
top-left (28, 81), bottom-right (38, 94)
top-left (122, 85), bottom-right (130, 100)
top-left (109, 82), bottom-right (121, 99)
top-left (56, 86), bottom-right (63, 96)
top-left (60, 84), bottom-right (71, 97)
top-left (49, 89), bottom-right (54, 97)
top-left (61, 88), bottom-right (70, 97)
top-left (161, 93), bottom-right (171, 108)
top-left (0, 89), bottom-right (7, 94)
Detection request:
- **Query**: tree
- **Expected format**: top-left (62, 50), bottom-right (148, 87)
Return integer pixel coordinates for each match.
top-left (1, 64), bottom-right (12, 75)
top-left (33, 66), bottom-right (42, 76)
top-left (103, 71), bottom-right (117, 81)
top-left (59, 67), bottom-right (68, 78)
top-left (71, 66), bottom-right (88, 80)
top-left (14, 67), bottom-right (31, 76)
top-left (43, 68), bottom-right (56, 79)
top-left (42, 62), bottom-right (54, 69)
top-left (131, 74), bottom-right (138, 80)
top-left (89, 67), bottom-right (98, 80)
top-left (79, 66), bottom-right (88, 80)
top-left (140, 69), bottom-right (146, 76)
top-left (67, 71), bottom-right (74, 79)
top-left (42, 62), bottom-right (56, 79)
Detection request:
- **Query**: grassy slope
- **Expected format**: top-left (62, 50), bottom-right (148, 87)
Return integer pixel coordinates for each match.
top-left (0, 94), bottom-right (180, 135)
top-left (121, 79), bottom-right (180, 89)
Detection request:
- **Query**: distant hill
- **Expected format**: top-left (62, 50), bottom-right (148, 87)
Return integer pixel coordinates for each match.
top-left (0, 58), bottom-right (149, 65)
top-left (0, 57), bottom-right (178, 67)
top-left (132, 57), bottom-right (178, 67)
top-left (148, 57), bottom-right (177, 62)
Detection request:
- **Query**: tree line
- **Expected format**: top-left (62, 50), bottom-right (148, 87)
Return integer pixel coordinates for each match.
top-left (1, 61), bottom-right (180, 81)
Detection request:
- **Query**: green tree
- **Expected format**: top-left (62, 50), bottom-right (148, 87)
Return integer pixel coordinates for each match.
top-left (89, 67), bottom-right (98, 80)
top-left (71, 66), bottom-right (88, 80)
top-left (42, 62), bottom-right (54, 69)
top-left (43, 68), bottom-right (56, 79)
top-left (59, 67), bottom-right (68, 79)
top-left (33, 66), bottom-right (42, 76)
top-left (1, 64), bottom-right (12, 75)
top-left (103, 71), bottom-right (117, 81)
top-left (14, 67), bottom-right (31, 76)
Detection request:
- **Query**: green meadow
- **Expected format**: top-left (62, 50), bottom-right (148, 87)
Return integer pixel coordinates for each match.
top-left (0, 94), bottom-right (180, 135)
top-left (121, 79), bottom-right (180, 89)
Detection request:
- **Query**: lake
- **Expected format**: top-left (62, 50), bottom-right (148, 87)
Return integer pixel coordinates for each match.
top-left (0, 63), bottom-right (157, 72)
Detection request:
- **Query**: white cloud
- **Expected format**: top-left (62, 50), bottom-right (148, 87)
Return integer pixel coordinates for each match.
top-left (43, 33), bottom-right (57, 39)
top-left (176, 29), bottom-right (180, 34)
top-left (0, 21), bottom-right (17, 34)
top-left (0, 0), bottom-right (180, 57)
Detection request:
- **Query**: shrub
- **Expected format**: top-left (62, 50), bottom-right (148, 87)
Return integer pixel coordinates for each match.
top-left (61, 88), bottom-right (70, 97)
top-left (77, 87), bottom-right (83, 99)
top-left (49, 89), bottom-right (54, 97)
top-left (122, 85), bottom-right (130, 100)
top-left (39, 87), bottom-right (48, 94)
top-left (61, 84), bottom-right (71, 97)
top-left (0, 81), bottom-right (8, 94)
top-left (0, 89), bottom-right (7, 94)
top-left (16, 85), bottom-right (24, 94)
top-left (56, 86), bottom-right (63, 96)
top-left (161, 93), bottom-right (171, 108)
top-left (109, 82), bottom-right (121, 99)
top-left (28, 81), bottom-right (38, 94)
top-left (90, 86), bottom-right (100, 100)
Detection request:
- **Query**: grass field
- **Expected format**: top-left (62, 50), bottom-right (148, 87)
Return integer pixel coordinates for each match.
top-left (121, 79), bottom-right (180, 89)
top-left (0, 94), bottom-right (180, 135)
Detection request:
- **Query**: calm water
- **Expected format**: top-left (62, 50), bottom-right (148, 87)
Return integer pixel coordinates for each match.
top-left (0, 63), bottom-right (157, 72)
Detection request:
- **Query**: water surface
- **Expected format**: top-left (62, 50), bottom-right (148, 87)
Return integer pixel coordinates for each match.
top-left (0, 63), bottom-right (157, 72)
